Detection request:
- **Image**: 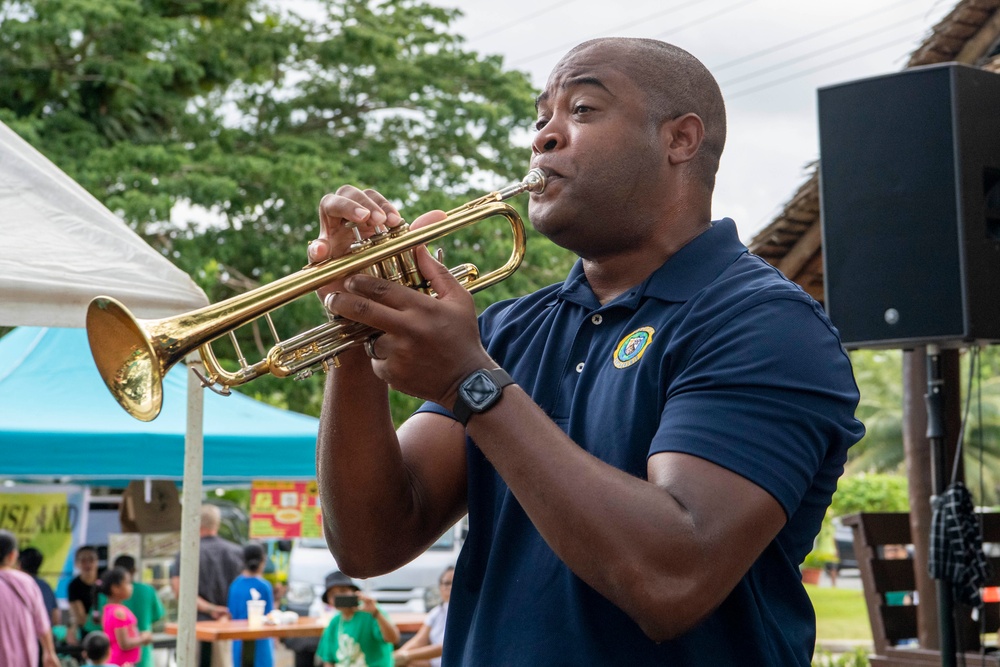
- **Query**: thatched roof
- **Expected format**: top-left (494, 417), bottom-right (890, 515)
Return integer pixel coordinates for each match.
top-left (746, 0), bottom-right (1000, 303)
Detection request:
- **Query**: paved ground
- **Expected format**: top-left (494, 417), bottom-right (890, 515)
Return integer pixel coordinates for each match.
top-left (153, 643), bottom-right (297, 667)
top-left (824, 567), bottom-right (863, 590)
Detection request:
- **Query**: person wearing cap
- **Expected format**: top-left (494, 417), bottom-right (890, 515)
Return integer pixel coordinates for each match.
top-left (316, 571), bottom-right (400, 667)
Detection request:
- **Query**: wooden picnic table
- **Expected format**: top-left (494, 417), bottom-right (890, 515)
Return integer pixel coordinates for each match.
top-left (168, 612), bottom-right (428, 666)
top-left (165, 613), bottom-right (426, 642)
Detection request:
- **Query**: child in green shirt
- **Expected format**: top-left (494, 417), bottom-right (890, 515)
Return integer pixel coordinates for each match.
top-left (316, 571), bottom-right (400, 667)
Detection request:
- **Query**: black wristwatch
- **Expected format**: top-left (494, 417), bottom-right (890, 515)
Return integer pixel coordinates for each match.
top-left (453, 368), bottom-right (514, 426)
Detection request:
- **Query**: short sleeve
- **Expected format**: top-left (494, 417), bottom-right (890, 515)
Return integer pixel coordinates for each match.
top-left (650, 297), bottom-right (862, 516)
top-left (103, 604), bottom-right (132, 634)
top-left (67, 577), bottom-right (83, 602)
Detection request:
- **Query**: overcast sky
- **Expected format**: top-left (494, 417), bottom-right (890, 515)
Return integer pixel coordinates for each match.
top-left (435, 0), bottom-right (956, 242)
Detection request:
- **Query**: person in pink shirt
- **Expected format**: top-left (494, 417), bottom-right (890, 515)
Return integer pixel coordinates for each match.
top-left (0, 529), bottom-right (60, 667)
top-left (101, 566), bottom-right (152, 666)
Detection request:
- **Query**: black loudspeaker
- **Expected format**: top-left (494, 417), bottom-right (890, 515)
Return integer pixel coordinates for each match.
top-left (819, 63), bottom-right (1000, 349)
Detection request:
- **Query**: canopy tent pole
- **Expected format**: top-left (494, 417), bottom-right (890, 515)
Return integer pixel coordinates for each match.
top-left (176, 357), bottom-right (205, 667)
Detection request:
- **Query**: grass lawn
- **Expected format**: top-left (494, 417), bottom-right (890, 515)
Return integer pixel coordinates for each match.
top-left (807, 584), bottom-right (873, 641)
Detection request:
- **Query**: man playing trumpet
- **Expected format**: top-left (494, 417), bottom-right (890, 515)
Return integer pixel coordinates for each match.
top-left (308, 37), bottom-right (864, 665)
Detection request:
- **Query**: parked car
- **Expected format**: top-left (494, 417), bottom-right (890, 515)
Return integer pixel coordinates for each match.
top-left (285, 519), bottom-right (465, 617)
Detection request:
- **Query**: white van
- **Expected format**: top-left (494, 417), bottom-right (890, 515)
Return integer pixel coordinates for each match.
top-left (285, 520), bottom-right (464, 616)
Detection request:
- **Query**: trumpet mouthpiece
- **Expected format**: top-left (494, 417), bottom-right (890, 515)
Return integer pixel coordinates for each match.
top-left (523, 168), bottom-right (546, 194)
top-left (497, 169), bottom-right (546, 201)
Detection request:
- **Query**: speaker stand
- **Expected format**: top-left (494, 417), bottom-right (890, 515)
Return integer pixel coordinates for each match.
top-left (926, 344), bottom-right (957, 667)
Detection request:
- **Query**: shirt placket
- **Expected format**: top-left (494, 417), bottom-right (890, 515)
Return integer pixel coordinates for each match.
top-left (553, 309), bottom-right (607, 417)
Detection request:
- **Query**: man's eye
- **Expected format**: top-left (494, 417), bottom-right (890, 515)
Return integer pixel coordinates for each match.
top-left (534, 118), bottom-right (549, 131)
top-left (573, 105), bottom-right (591, 114)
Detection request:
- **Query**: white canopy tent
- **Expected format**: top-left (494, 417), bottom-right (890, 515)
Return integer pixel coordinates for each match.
top-left (0, 121), bottom-right (208, 325)
top-left (0, 120), bottom-right (210, 666)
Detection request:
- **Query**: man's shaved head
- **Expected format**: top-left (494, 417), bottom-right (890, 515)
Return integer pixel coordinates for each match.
top-left (561, 38), bottom-right (727, 190)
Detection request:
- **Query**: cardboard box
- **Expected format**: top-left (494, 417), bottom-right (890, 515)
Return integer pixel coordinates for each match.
top-left (118, 480), bottom-right (181, 533)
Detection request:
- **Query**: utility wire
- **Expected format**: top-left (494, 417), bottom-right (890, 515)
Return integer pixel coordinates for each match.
top-left (724, 32), bottom-right (920, 99)
top-left (718, 10), bottom-right (930, 88)
top-left (466, 0), bottom-right (569, 42)
top-left (651, 0), bottom-right (761, 40)
top-left (509, 0), bottom-right (747, 67)
top-left (708, 0), bottom-right (916, 72)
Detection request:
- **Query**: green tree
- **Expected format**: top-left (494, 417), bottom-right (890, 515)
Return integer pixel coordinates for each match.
top-left (0, 0), bottom-right (576, 419)
top-left (847, 350), bottom-right (904, 474)
top-left (830, 474), bottom-right (909, 516)
top-left (846, 347), bottom-right (1000, 504)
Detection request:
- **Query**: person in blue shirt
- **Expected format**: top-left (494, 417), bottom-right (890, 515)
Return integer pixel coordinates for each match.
top-left (227, 542), bottom-right (275, 667)
top-left (18, 547), bottom-right (60, 629)
top-left (308, 37), bottom-right (865, 665)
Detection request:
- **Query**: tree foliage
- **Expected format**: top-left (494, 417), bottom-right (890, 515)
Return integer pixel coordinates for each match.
top-left (830, 473), bottom-right (910, 516)
top-left (847, 350), bottom-right (904, 473)
top-left (847, 347), bottom-right (1000, 504)
top-left (0, 0), bottom-right (576, 419)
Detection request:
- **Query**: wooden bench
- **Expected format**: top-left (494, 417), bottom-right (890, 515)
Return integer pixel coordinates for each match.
top-left (842, 512), bottom-right (1000, 666)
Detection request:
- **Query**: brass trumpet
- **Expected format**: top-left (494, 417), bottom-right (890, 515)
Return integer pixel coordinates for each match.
top-left (87, 169), bottom-right (545, 421)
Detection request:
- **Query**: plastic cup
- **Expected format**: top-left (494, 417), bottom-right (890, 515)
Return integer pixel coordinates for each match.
top-left (247, 600), bottom-right (266, 628)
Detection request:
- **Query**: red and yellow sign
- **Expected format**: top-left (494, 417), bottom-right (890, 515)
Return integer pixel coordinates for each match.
top-left (249, 481), bottom-right (322, 539)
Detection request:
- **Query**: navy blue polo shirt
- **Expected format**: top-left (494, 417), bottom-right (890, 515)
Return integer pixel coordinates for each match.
top-left (418, 219), bottom-right (864, 666)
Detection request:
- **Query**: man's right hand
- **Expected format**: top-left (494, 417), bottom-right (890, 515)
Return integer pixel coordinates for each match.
top-left (209, 604), bottom-right (229, 620)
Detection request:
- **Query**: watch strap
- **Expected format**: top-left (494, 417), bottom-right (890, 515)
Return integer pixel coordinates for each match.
top-left (453, 368), bottom-right (514, 426)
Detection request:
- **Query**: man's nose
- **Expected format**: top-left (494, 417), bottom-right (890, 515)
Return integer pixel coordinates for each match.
top-left (532, 121), bottom-right (564, 154)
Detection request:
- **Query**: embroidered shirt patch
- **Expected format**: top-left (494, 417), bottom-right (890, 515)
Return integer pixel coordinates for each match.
top-left (613, 327), bottom-right (654, 369)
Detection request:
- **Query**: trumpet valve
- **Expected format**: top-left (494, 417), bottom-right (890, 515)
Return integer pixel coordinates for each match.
top-left (343, 221), bottom-right (365, 244)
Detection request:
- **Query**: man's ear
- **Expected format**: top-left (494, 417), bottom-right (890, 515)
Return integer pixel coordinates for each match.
top-left (662, 113), bottom-right (705, 165)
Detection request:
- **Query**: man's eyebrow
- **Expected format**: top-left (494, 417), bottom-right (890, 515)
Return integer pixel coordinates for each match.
top-left (535, 76), bottom-right (613, 111)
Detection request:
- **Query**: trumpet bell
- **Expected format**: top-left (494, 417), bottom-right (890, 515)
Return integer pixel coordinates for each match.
top-left (87, 297), bottom-right (164, 422)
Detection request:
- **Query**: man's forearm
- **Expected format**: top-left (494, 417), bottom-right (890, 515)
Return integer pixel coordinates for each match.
top-left (371, 607), bottom-right (400, 645)
top-left (68, 602), bottom-right (87, 627)
top-left (196, 596), bottom-right (224, 616)
top-left (41, 630), bottom-right (61, 667)
top-left (464, 386), bottom-right (784, 640)
top-left (317, 349), bottom-right (428, 573)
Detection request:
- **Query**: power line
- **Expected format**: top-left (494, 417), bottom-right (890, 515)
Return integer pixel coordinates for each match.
top-left (708, 0), bottom-right (915, 72)
top-left (651, 0), bottom-right (760, 41)
top-left (717, 10), bottom-right (929, 88)
top-left (509, 0), bottom-right (733, 67)
top-left (724, 32), bottom-right (919, 99)
top-left (466, 0), bottom-right (570, 42)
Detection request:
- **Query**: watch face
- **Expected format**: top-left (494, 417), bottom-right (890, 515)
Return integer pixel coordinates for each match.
top-left (462, 370), bottom-right (502, 411)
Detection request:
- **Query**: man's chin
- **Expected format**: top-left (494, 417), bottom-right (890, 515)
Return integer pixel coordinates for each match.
top-left (529, 216), bottom-right (582, 254)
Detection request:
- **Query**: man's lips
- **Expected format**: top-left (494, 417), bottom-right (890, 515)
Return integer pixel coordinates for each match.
top-left (537, 166), bottom-right (564, 180)
top-left (532, 167), bottom-right (565, 193)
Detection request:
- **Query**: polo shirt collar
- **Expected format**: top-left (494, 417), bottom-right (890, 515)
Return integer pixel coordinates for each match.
top-left (557, 218), bottom-right (748, 308)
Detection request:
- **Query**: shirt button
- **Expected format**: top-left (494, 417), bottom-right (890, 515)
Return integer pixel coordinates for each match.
top-left (575, 362), bottom-right (585, 373)
top-left (591, 314), bottom-right (603, 325)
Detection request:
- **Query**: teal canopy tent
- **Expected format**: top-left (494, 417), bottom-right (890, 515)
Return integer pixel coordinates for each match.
top-left (0, 118), bottom-right (281, 665)
top-left (0, 327), bottom-right (319, 484)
